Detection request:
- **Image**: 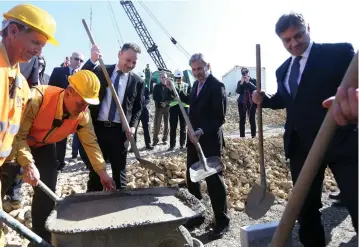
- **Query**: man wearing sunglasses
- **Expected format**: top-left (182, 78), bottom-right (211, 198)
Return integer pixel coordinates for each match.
top-left (49, 51), bottom-right (85, 171)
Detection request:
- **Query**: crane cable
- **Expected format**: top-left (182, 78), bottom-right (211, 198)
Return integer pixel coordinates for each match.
top-left (107, 1), bottom-right (124, 47)
top-left (137, 0), bottom-right (191, 59)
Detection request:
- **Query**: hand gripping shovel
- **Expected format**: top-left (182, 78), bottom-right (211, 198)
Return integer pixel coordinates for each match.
top-left (244, 44), bottom-right (275, 219)
top-left (270, 52), bottom-right (358, 247)
top-left (168, 79), bottom-right (222, 183)
top-left (82, 19), bottom-right (164, 175)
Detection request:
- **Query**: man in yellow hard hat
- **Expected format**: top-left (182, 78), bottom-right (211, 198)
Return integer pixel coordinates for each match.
top-left (14, 69), bottom-right (115, 245)
top-left (0, 4), bottom-right (58, 246)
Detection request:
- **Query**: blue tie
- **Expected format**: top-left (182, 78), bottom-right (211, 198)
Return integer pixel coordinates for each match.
top-left (108, 70), bottom-right (123, 122)
top-left (288, 56), bottom-right (302, 99)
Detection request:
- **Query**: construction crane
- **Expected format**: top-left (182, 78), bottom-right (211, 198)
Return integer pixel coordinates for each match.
top-left (120, 0), bottom-right (168, 71)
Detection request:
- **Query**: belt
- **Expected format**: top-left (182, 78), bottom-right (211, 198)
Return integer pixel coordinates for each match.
top-left (96, 121), bottom-right (122, 128)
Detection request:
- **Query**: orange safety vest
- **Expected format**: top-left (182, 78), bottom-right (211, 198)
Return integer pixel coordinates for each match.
top-left (27, 86), bottom-right (80, 147)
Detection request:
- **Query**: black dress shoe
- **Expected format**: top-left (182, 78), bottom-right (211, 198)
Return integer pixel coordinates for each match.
top-left (146, 145), bottom-right (154, 150)
top-left (183, 216), bottom-right (205, 230)
top-left (209, 224), bottom-right (229, 239)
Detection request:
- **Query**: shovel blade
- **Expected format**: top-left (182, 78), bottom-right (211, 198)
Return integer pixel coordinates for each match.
top-left (138, 158), bottom-right (165, 174)
top-left (189, 156), bottom-right (222, 183)
top-left (245, 183), bottom-right (275, 220)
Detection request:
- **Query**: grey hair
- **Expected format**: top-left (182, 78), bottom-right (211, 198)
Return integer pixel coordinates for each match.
top-left (275, 12), bottom-right (307, 36)
top-left (121, 42), bottom-right (141, 54)
top-left (189, 53), bottom-right (208, 66)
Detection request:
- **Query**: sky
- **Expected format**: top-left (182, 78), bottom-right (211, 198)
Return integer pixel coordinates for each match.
top-left (1, 0), bottom-right (358, 93)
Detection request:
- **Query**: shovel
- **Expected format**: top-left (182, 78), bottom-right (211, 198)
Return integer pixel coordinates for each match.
top-left (82, 19), bottom-right (164, 175)
top-left (244, 44), bottom-right (275, 220)
top-left (270, 53), bottom-right (358, 246)
top-left (168, 79), bottom-right (222, 183)
top-left (0, 209), bottom-right (53, 247)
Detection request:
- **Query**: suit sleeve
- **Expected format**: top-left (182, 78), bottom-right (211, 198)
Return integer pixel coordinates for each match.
top-left (262, 90), bottom-right (285, 109)
top-left (48, 68), bottom-right (58, 86)
top-left (200, 83), bottom-right (227, 133)
top-left (82, 59), bottom-right (98, 71)
top-left (129, 79), bottom-right (145, 128)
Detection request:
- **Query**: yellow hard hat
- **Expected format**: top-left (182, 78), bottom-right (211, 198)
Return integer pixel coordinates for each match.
top-left (68, 70), bottom-right (100, 105)
top-left (3, 4), bottom-right (58, 46)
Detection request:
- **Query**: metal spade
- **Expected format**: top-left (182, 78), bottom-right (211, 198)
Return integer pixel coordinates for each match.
top-left (168, 79), bottom-right (222, 183)
top-left (245, 44), bottom-right (275, 219)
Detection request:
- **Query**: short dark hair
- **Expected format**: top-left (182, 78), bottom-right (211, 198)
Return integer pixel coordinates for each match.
top-left (275, 12), bottom-right (306, 36)
top-left (121, 43), bottom-right (141, 54)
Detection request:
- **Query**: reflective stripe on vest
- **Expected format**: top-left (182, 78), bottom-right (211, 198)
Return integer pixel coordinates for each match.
top-left (0, 149), bottom-right (11, 158)
top-left (169, 82), bottom-right (189, 107)
top-left (26, 86), bottom-right (80, 147)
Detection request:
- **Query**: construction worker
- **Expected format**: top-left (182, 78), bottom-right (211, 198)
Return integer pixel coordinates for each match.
top-left (167, 69), bottom-right (191, 150)
top-left (0, 3), bottom-right (58, 246)
top-left (15, 70), bottom-right (115, 244)
top-left (143, 63), bottom-right (152, 92)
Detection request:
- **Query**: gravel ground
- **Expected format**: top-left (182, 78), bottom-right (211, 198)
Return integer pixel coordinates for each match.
top-left (4, 97), bottom-right (357, 247)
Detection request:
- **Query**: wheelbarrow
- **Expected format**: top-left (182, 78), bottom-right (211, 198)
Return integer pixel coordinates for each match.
top-left (40, 183), bottom-right (205, 247)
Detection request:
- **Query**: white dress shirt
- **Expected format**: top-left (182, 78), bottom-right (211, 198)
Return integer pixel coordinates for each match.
top-left (284, 41), bottom-right (313, 93)
top-left (97, 65), bottom-right (128, 123)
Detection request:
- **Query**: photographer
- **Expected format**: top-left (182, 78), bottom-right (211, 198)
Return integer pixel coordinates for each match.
top-left (236, 67), bottom-right (257, 138)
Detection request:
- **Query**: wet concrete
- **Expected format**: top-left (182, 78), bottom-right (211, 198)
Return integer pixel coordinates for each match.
top-left (46, 187), bottom-right (205, 247)
top-left (46, 187), bottom-right (204, 233)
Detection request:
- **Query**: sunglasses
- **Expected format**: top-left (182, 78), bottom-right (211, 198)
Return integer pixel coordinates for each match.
top-left (73, 57), bottom-right (84, 63)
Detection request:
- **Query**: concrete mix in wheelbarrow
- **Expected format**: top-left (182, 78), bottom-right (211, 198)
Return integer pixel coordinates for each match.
top-left (46, 188), bottom-right (204, 234)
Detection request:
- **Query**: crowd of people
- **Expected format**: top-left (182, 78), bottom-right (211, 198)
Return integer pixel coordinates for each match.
top-left (0, 3), bottom-right (357, 247)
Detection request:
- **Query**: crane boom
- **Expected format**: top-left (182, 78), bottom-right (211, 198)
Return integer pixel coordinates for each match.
top-left (120, 0), bottom-right (168, 70)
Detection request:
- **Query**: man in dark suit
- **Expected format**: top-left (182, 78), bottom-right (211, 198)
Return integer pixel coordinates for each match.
top-left (182, 53), bottom-right (229, 238)
top-left (235, 67), bottom-right (257, 138)
top-left (81, 43), bottom-right (144, 191)
top-left (48, 52), bottom-right (84, 171)
top-left (134, 72), bottom-right (152, 150)
top-left (253, 13), bottom-right (357, 247)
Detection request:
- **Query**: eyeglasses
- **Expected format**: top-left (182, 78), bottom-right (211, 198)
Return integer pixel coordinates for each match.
top-left (74, 57), bottom-right (84, 63)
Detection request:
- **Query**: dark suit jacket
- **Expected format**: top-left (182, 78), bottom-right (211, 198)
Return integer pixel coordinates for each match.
top-left (82, 59), bottom-right (145, 128)
top-left (189, 74), bottom-right (227, 156)
top-left (152, 83), bottom-right (172, 108)
top-left (20, 56), bottom-right (39, 86)
top-left (262, 42), bottom-right (357, 158)
top-left (48, 67), bottom-right (71, 89)
top-left (236, 78), bottom-right (257, 104)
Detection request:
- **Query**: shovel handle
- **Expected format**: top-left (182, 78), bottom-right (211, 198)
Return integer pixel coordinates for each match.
top-left (256, 44), bottom-right (266, 188)
top-left (168, 80), bottom-right (207, 168)
top-left (38, 180), bottom-right (61, 203)
top-left (82, 19), bottom-right (140, 158)
top-left (270, 52), bottom-right (358, 246)
top-left (0, 210), bottom-right (53, 247)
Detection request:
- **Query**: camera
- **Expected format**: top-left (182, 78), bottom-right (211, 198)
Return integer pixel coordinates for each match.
top-left (241, 70), bottom-right (249, 76)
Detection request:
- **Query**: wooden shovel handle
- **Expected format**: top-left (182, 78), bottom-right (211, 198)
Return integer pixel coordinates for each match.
top-left (270, 52), bottom-right (358, 246)
top-left (82, 19), bottom-right (131, 133)
top-left (256, 44), bottom-right (266, 187)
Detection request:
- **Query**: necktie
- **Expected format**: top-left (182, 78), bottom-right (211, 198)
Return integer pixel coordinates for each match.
top-left (288, 56), bottom-right (302, 99)
top-left (108, 70), bottom-right (123, 122)
top-left (197, 82), bottom-right (203, 96)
